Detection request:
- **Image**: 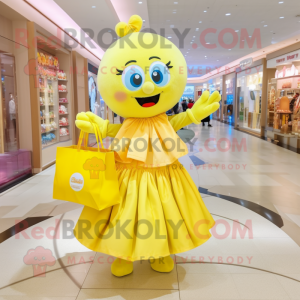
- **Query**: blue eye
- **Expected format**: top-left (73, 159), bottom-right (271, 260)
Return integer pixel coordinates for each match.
top-left (149, 61), bottom-right (170, 87)
top-left (122, 65), bottom-right (145, 91)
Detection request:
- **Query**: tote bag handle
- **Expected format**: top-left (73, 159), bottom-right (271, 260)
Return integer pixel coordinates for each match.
top-left (77, 122), bottom-right (104, 152)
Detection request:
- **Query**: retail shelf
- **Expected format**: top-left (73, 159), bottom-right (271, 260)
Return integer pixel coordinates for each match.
top-left (58, 79), bottom-right (67, 81)
top-left (59, 91), bottom-right (68, 93)
top-left (41, 129), bottom-right (57, 134)
top-left (59, 102), bottom-right (68, 104)
top-left (59, 124), bottom-right (69, 127)
top-left (60, 134), bottom-right (70, 137)
top-left (59, 113), bottom-right (69, 115)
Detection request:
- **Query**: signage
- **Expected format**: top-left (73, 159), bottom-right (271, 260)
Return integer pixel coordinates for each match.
top-left (267, 50), bottom-right (300, 68)
top-left (239, 58), bottom-right (253, 69)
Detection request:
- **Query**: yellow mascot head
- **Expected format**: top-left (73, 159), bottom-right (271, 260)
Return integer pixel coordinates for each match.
top-left (98, 15), bottom-right (187, 118)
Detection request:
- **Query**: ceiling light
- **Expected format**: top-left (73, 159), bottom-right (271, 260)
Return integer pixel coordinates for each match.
top-left (226, 13), bottom-right (231, 16)
top-left (204, 10), bottom-right (207, 12)
top-left (187, 52), bottom-right (189, 53)
top-left (264, 25), bottom-right (268, 27)
top-left (143, 20), bottom-right (145, 22)
top-left (279, 1), bottom-right (284, 3)
top-left (206, 42), bottom-right (210, 44)
top-left (235, 30), bottom-right (239, 32)
top-left (190, 42), bottom-right (193, 44)
top-left (199, 21), bottom-right (202, 23)
top-left (280, 16), bottom-right (284, 18)
top-left (139, 1), bottom-right (142, 3)
top-left (92, 5), bottom-right (96, 8)
top-left (228, 49), bottom-right (231, 50)
top-left (174, 1), bottom-right (178, 3)
top-left (205, 56), bottom-right (207, 57)
top-left (168, 36), bottom-right (172, 38)
top-left (217, 60), bottom-right (219, 61)
top-left (196, 28), bottom-right (199, 31)
top-left (173, 12), bottom-right (176, 13)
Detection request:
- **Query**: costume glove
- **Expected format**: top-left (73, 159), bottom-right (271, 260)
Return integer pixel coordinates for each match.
top-left (75, 112), bottom-right (109, 138)
top-left (187, 90), bottom-right (221, 124)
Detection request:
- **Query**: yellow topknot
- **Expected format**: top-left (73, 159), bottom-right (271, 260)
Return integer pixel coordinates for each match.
top-left (115, 15), bottom-right (143, 37)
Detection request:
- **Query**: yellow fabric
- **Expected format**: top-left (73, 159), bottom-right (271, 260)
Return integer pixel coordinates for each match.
top-left (115, 15), bottom-right (143, 38)
top-left (109, 113), bottom-right (188, 167)
top-left (53, 128), bottom-right (120, 211)
top-left (74, 160), bottom-right (215, 261)
top-left (107, 123), bottom-right (122, 138)
top-left (187, 109), bottom-right (201, 124)
top-left (168, 112), bottom-right (194, 131)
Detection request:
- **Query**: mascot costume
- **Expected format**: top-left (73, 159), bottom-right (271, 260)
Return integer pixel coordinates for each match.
top-left (74, 15), bottom-right (221, 277)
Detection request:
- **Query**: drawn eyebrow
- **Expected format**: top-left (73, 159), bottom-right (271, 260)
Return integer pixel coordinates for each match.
top-left (125, 60), bottom-right (137, 66)
top-left (149, 56), bottom-right (161, 60)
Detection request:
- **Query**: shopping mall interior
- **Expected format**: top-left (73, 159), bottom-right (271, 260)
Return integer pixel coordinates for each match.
top-left (1, 0), bottom-right (300, 299)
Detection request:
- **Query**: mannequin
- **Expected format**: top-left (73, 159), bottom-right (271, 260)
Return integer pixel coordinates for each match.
top-left (9, 93), bottom-right (16, 140)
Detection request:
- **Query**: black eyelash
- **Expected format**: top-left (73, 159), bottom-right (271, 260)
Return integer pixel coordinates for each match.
top-left (116, 69), bottom-right (123, 75)
top-left (166, 61), bottom-right (173, 69)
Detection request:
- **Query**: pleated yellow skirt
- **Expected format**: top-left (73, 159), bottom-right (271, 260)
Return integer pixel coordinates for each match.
top-left (74, 161), bottom-right (215, 261)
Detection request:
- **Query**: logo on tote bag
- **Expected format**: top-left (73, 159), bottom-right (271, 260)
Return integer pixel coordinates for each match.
top-left (83, 157), bottom-right (106, 179)
top-left (70, 173), bottom-right (84, 191)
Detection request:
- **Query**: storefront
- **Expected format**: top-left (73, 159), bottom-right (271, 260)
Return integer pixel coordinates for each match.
top-left (236, 65), bottom-right (263, 133)
top-left (222, 72), bottom-right (236, 125)
top-left (266, 44), bottom-right (300, 151)
top-left (204, 77), bottom-right (222, 120)
top-left (0, 6), bottom-right (32, 188)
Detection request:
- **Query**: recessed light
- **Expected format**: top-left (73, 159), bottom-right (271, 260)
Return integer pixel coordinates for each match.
top-left (174, 1), bottom-right (178, 3)
top-left (199, 21), bottom-right (202, 23)
top-left (143, 20), bottom-right (145, 22)
top-left (217, 60), bottom-right (219, 61)
top-left (196, 28), bottom-right (199, 31)
top-left (92, 5), bottom-right (96, 8)
top-left (280, 16), bottom-right (284, 18)
top-left (193, 36), bottom-right (195, 38)
top-left (187, 52), bottom-right (189, 53)
top-left (228, 49), bottom-right (231, 50)
top-left (235, 30), bottom-right (239, 32)
top-left (226, 13), bottom-right (231, 16)
top-left (190, 42), bottom-right (193, 44)
top-left (168, 36), bottom-right (172, 38)
top-left (204, 10), bottom-right (207, 12)
top-left (264, 25), bottom-right (268, 27)
top-left (205, 56), bottom-right (207, 57)
top-left (173, 11), bottom-right (176, 13)
top-left (139, 1), bottom-right (142, 3)
top-left (279, 1), bottom-right (284, 3)
top-left (206, 42), bottom-right (210, 44)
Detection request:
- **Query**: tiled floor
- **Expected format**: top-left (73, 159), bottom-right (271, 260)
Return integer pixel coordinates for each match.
top-left (0, 120), bottom-right (300, 299)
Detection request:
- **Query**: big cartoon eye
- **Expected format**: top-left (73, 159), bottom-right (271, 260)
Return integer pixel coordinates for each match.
top-left (149, 61), bottom-right (170, 87)
top-left (122, 65), bottom-right (145, 91)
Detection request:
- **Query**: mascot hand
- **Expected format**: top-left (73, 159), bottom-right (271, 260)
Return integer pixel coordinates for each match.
top-left (75, 112), bottom-right (109, 137)
top-left (187, 91), bottom-right (221, 124)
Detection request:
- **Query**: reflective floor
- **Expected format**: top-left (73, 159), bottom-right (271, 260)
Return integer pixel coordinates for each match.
top-left (0, 120), bottom-right (300, 300)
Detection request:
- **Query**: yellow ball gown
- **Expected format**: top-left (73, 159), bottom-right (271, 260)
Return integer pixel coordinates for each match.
top-left (74, 113), bottom-right (215, 261)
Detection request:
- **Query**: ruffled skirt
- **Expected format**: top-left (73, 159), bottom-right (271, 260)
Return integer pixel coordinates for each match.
top-left (74, 161), bottom-right (215, 261)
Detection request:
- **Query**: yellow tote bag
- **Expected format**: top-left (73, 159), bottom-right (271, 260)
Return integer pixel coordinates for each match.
top-left (53, 124), bottom-right (120, 211)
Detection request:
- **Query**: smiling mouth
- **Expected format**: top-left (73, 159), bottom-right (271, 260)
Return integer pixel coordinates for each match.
top-left (135, 93), bottom-right (160, 108)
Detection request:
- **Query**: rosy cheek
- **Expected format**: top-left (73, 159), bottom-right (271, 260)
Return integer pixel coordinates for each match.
top-left (114, 91), bottom-right (127, 102)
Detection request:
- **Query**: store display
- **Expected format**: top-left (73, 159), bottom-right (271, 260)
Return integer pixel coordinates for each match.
top-left (58, 84), bottom-right (67, 92)
top-left (37, 52), bottom-right (59, 70)
top-left (59, 117), bottom-right (69, 126)
top-left (37, 49), bottom-right (70, 146)
top-left (59, 128), bottom-right (69, 136)
top-left (58, 70), bottom-right (67, 80)
top-left (59, 105), bottom-right (68, 114)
